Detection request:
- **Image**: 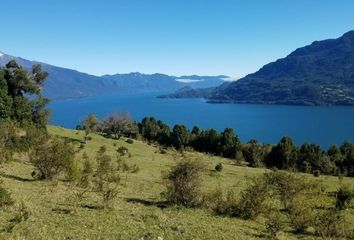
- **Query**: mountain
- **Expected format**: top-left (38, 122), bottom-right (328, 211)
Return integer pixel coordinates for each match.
top-left (162, 30), bottom-right (354, 105)
top-left (0, 52), bottom-right (225, 99)
top-left (209, 30), bottom-right (354, 105)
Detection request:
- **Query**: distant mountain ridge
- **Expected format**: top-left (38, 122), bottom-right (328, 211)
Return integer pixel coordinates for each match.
top-left (0, 52), bottom-right (226, 99)
top-left (163, 30), bottom-right (354, 105)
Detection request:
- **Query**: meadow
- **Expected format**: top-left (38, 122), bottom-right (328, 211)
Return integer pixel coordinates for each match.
top-left (0, 126), bottom-right (353, 240)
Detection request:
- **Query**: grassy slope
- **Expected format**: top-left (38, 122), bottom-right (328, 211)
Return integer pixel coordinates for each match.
top-left (0, 126), bottom-right (353, 240)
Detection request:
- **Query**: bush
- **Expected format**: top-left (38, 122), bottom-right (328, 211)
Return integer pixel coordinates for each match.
top-left (162, 158), bottom-right (205, 207)
top-left (313, 170), bottom-right (320, 177)
top-left (126, 139), bottom-right (134, 144)
top-left (335, 185), bottom-right (353, 210)
top-left (0, 121), bottom-right (17, 163)
top-left (265, 211), bottom-right (285, 240)
top-left (211, 188), bottom-right (239, 216)
top-left (0, 184), bottom-right (14, 207)
top-left (94, 146), bottom-right (121, 208)
top-left (29, 138), bottom-right (76, 180)
top-left (288, 194), bottom-right (317, 233)
top-left (117, 146), bottom-right (129, 156)
top-left (264, 170), bottom-right (320, 211)
top-left (314, 209), bottom-right (347, 238)
top-left (236, 176), bottom-right (271, 219)
top-left (215, 163), bottom-right (223, 172)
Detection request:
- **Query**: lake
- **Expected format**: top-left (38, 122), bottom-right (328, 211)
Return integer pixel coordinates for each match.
top-left (49, 93), bottom-right (354, 149)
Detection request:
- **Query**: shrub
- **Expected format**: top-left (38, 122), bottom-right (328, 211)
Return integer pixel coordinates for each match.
top-left (314, 209), bottom-right (346, 238)
top-left (126, 139), bottom-right (134, 144)
top-left (162, 158), bottom-right (205, 207)
top-left (313, 170), bottom-right (320, 177)
top-left (0, 121), bottom-right (17, 163)
top-left (117, 146), bottom-right (129, 156)
top-left (5, 201), bottom-right (30, 233)
top-left (0, 184), bottom-right (14, 207)
top-left (94, 146), bottom-right (121, 208)
top-left (265, 211), bottom-right (285, 240)
top-left (215, 163), bottom-right (223, 172)
top-left (236, 176), bottom-right (271, 219)
top-left (288, 194), bottom-right (317, 233)
top-left (335, 185), bottom-right (353, 210)
top-left (264, 170), bottom-right (320, 211)
top-left (29, 138), bottom-right (76, 180)
top-left (211, 188), bottom-right (239, 216)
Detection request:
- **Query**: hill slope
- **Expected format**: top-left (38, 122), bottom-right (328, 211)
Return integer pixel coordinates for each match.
top-left (0, 126), bottom-right (353, 239)
top-left (210, 30), bottom-right (354, 105)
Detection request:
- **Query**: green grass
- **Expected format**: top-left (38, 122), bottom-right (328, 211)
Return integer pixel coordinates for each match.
top-left (0, 126), bottom-right (353, 239)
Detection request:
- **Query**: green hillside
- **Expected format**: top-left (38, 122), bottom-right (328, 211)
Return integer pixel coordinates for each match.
top-left (0, 126), bottom-right (353, 240)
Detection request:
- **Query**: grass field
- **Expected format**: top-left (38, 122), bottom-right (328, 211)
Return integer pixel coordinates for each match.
top-left (0, 126), bottom-right (353, 240)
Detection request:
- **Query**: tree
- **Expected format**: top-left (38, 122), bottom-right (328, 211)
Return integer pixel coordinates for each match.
top-left (102, 112), bottom-right (138, 139)
top-left (81, 114), bottom-right (99, 143)
top-left (156, 120), bottom-right (171, 145)
top-left (328, 145), bottom-right (344, 174)
top-left (265, 137), bottom-right (297, 169)
top-left (139, 117), bottom-right (160, 141)
top-left (0, 70), bottom-right (12, 119)
top-left (342, 145), bottom-right (354, 177)
top-left (297, 143), bottom-right (324, 173)
top-left (242, 140), bottom-right (264, 167)
top-left (218, 128), bottom-right (240, 158)
top-left (171, 124), bottom-right (190, 149)
top-left (1, 61), bottom-right (49, 127)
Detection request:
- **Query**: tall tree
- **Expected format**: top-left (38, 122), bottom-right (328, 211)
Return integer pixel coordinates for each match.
top-left (265, 137), bottom-right (298, 169)
top-left (1, 60), bottom-right (49, 127)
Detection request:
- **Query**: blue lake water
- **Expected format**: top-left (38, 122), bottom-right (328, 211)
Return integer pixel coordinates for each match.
top-left (49, 93), bottom-right (354, 149)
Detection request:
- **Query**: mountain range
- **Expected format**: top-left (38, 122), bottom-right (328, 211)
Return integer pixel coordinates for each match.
top-left (161, 30), bottom-right (354, 106)
top-left (0, 52), bottom-right (226, 99)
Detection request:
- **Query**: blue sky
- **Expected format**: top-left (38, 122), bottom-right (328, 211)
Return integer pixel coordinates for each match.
top-left (1, 0), bottom-right (354, 78)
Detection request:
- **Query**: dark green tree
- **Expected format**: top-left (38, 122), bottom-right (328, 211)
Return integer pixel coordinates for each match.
top-left (265, 137), bottom-right (297, 169)
top-left (1, 60), bottom-right (49, 127)
top-left (171, 124), bottom-right (190, 149)
top-left (0, 70), bottom-right (12, 119)
top-left (218, 128), bottom-right (240, 158)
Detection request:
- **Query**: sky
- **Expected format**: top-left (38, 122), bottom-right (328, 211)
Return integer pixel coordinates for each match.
top-left (1, 0), bottom-right (354, 78)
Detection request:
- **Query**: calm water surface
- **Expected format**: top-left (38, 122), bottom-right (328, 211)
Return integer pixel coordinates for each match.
top-left (49, 93), bottom-right (354, 149)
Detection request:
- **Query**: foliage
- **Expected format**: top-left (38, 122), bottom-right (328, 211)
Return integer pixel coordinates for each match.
top-left (265, 137), bottom-right (297, 169)
top-left (0, 61), bottom-right (49, 128)
top-left (287, 194), bottom-right (317, 233)
top-left (0, 182), bottom-right (14, 207)
top-left (29, 137), bottom-right (76, 180)
top-left (94, 146), bottom-right (121, 208)
top-left (214, 163), bottom-right (223, 172)
top-left (163, 158), bottom-right (205, 207)
top-left (265, 211), bottom-right (285, 240)
top-left (314, 209), bottom-right (347, 238)
top-left (117, 146), bottom-right (129, 156)
top-left (102, 112), bottom-right (138, 139)
top-left (242, 140), bottom-right (268, 167)
top-left (264, 170), bottom-right (320, 210)
top-left (81, 114), bottom-right (99, 143)
top-left (0, 121), bottom-right (17, 163)
top-left (236, 176), bottom-right (271, 219)
top-left (335, 185), bottom-right (353, 210)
